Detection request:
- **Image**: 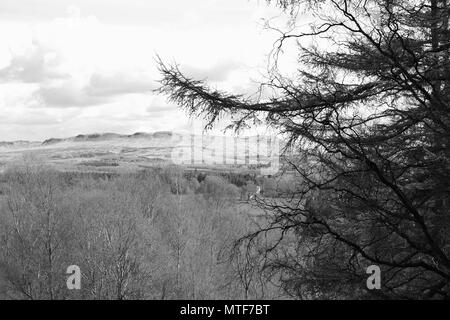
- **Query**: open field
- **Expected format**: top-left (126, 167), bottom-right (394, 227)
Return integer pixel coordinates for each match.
top-left (0, 131), bottom-right (282, 174)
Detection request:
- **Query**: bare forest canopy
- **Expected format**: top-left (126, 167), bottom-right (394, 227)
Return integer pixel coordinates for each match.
top-left (0, 161), bottom-right (298, 299)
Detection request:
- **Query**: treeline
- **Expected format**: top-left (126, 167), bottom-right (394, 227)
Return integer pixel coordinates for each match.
top-left (0, 161), bottom-right (283, 299)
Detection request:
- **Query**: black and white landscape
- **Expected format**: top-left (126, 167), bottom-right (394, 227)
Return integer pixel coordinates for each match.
top-left (0, 0), bottom-right (449, 300)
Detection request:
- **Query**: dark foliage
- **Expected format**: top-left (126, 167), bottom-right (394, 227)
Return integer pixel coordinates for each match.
top-left (158, 0), bottom-right (450, 299)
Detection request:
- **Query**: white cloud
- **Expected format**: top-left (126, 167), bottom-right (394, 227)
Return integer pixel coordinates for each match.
top-left (87, 70), bottom-right (156, 97)
top-left (180, 61), bottom-right (243, 82)
top-left (0, 40), bottom-right (65, 83)
top-left (146, 95), bottom-right (179, 116)
top-left (35, 77), bottom-right (106, 107)
top-left (0, 1), bottom-right (287, 141)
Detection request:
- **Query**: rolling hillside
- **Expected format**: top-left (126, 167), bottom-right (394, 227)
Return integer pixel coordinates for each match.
top-left (0, 131), bottom-right (283, 174)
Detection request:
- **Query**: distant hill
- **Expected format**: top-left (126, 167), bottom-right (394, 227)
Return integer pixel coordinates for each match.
top-left (41, 131), bottom-right (175, 145)
top-left (0, 131), bottom-right (285, 175)
top-left (0, 140), bottom-right (41, 149)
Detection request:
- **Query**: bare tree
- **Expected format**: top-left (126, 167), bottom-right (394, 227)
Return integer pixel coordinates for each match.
top-left (158, 0), bottom-right (450, 299)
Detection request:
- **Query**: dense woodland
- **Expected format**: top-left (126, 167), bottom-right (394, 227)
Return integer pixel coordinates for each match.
top-left (0, 160), bottom-right (292, 299)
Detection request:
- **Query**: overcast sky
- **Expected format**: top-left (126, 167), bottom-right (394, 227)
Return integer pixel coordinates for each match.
top-left (0, 0), bottom-right (293, 141)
